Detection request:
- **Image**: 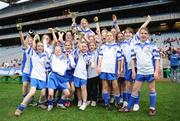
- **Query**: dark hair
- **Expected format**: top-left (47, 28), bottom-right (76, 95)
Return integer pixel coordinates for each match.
top-left (116, 31), bottom-right (123, 40)
top-left (65, 30), bottom-right (73, 41)
top-left (172, 50), bottom-right (176, 54)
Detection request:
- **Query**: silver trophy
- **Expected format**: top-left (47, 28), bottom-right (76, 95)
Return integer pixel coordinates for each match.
top-left (70, 12), bottom-right (78, 34)
top-left (70, 12), bottom-right (77, 23)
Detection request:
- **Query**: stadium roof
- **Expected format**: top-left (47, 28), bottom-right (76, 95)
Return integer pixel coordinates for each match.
top-left (0, 0), bottom-right (30, 9)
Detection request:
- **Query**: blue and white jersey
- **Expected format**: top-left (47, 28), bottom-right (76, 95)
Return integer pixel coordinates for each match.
top-left (43, 42), bottom-right (54, 58)
top-left (77, 26), bottom-right (95, 38)
top-left (63, 49), bottom-right (75, 57)
top-left (29, 49), bottom-right (49, 81)
top-left (49, 54), bottom-right (75, 76)
top-left (98, 43), bottom-right (122, 74)
top-left (121, 33), bottom-right (140, 70)
top-left (73, 49), bottom-right (91, 80)
top-left (21, 46), bottom-right (32, 74)
top-left (63, 49), bottom-right (75, 77)
top-left (131, 40), bottom-right (160, 75)
top-left (70, 40), bottom-right (78, 50)
top-left (87, 49), bottom-right (99, 79)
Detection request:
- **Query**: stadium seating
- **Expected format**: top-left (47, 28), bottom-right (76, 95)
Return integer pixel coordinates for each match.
top-left (152, 32), bottom-right (180, 48)
top-left (0, 45), bottom-right (23, 64)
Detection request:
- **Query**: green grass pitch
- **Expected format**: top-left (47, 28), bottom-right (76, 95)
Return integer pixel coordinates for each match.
top-left (0, 81), bottom-right (180, 121)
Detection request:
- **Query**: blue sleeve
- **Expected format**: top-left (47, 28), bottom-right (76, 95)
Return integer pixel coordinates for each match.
top-left (152, 45), bottom-right (160, 60)
top-left (131, 48), bottom-right (136, 59)
top-left (117, 47), bottom-right (122, 60)
top-left (84, 54), bottom-right (92, 65)
top-left (98, 46), bottom-right (103, 57)
top-left (45, 56), bottom-right (52, 72)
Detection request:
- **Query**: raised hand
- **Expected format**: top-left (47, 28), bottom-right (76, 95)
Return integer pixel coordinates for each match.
top-left (112, 14), bottom-right (117, 22)
top-left (48, 28), bottom-right (54, 33)
top-left (34, 34), bottom-right (40, 42)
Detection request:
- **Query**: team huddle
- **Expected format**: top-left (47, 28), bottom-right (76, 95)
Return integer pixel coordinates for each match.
top-left (14, 14), bottom-right (160, 116)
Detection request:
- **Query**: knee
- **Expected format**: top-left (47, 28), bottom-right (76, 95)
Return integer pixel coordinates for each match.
top-left (48, 92), bottom-right (54, 98)
top-left (132, 87), bottom-right (139, 95)
top-left (148, 85), bottom-right (156, 92)
top-left (23, 83), bottom-right (29, 88)
top-left (40, 90), bottom-right (46, 97)
top-left (102, 82), bottom-right (108, 90)
top-left (81, 85), bottom-right (87, 91)
top-left (149, 87), bottom-right (156, 92)
top-left (29, 91), bottom-right (36, 97)
top-left (112, 84), bottom-right (119, 92)
top-left (126, 83), bottom-right (132, 90)
top-left (71, 87), bottom-right (75, 93)
top-left (64, 90), bottom-right (70, 97)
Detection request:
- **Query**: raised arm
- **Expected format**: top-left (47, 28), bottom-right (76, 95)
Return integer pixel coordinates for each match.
top-left (32, 34), bottom-right (40, 49)
top-left (19, 31), bottom-right (25, 46)
top-left (16, 22), bottom-right (28, 48)
top-left (94, 16), bottom-right (102, 43)
top-left (112, 14), bottom-right (120, 32)
top-left (94, 16), bottom-right (101, 35)
top-left (57, 31), bottom-right (65, 44)
top-left (137, 15), bottom-right (152, 33)
top-left (48, 28), bottom-right (58, 45)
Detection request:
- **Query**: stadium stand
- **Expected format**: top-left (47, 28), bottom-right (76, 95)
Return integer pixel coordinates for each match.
top-left (0, 45), bottom-right (23, 66)
top-left (0, 0), bottom-right (179, 77)
top-left (152, 32), bottom-right (180, 48)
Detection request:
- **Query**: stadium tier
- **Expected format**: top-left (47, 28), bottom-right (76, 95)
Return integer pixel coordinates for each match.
top-left (0, 0), bottom-right (180, 45)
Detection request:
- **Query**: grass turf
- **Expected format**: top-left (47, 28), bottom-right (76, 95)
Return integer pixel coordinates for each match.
top-left (0, 81), bottom-right (180, 121)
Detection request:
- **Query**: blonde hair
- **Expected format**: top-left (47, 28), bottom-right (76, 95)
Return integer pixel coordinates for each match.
top-left (125, 27), bottom-right (134, 34)
top-left (81, 18), bottom-right (88, 23)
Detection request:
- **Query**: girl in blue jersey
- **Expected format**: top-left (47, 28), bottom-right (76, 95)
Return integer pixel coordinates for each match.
top-left (15, 38), bottom-right (49, 116)
top-left (19, 31), bottom-right (33, 102)
top-left (119, 27), bottom-right (160, 116)
top-left (77, 18), bottom-right (95, 39)
top-left (87, 41), bottom-right (99, 107)
top-left (42, 34), bottom-right (54, 58)
top-left (116, 31), bottom-right (125, 107)
top-left (63, 40), bottom-right (76, 107)
top-left (98, 31), bottom-right (122, 110)
top-left (73, 41), bottom-right (93, 111)
top-left (121, 16), bottom-right (152, 111)
top-left (47, 46), bottom-right (75, 111)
